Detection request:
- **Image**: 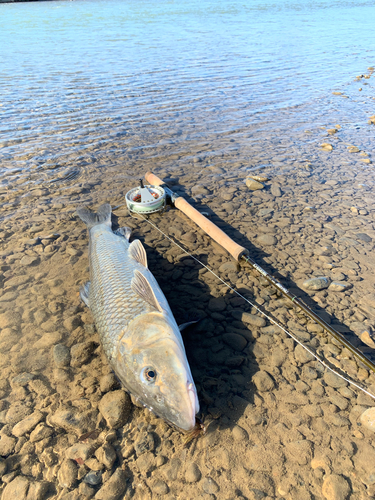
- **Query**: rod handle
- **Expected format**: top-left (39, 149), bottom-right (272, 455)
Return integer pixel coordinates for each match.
top-left (145, 171), bottom-right (248, 261)
top-left (145, 171), bottom-right (165, 187)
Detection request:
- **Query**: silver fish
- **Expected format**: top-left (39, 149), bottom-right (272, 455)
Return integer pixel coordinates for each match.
top-left (76, 203), bottom-right (199, 432)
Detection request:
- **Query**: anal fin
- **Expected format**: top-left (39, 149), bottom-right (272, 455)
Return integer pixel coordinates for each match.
top-left (80, 281), bottom-right (90, 307)
top-left (131, 270), bottom-right (162, 312)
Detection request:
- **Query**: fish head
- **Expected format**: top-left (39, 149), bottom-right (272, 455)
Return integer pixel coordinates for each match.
top-left (116, 312), bottom-right (199, 432)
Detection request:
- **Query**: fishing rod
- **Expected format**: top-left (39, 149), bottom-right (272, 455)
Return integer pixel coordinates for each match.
top-left (143, 171), bottom-right (375, 375)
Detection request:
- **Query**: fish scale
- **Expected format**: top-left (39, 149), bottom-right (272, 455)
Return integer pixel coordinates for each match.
top-left (88, 225), bottom-right (151, 359)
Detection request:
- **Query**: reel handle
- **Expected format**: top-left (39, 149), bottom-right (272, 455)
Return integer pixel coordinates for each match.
top-left (144, 171), bottom-right (248, 261)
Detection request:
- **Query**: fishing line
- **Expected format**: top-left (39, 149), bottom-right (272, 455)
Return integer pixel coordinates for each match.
top-left (140, 214), bottom-right (375, 401)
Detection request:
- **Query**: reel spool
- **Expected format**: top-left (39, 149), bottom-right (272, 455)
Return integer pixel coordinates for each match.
top-left (125, 181), bottom-right (166, 215)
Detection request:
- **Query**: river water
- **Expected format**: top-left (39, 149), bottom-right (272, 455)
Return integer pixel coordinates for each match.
top-left (1, 1), bottom-right (375, 499)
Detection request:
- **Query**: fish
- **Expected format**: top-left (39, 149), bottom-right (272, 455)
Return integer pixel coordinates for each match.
top-left (76, 203), bottom-right (199, 432)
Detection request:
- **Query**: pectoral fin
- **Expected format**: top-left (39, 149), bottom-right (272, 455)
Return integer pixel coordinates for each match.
top-left (131, 270), bottom-right (162, 312)
top-left (179, 319), bottom-right (200, 332)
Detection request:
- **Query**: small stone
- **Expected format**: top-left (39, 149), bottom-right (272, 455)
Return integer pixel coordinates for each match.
top-left (202, 477), bottom-right (220, 494)
top-left (246, 178), bottom-right (264, 191)
top-left (231, 311), bottom-right (266, 327)
top-left (0, 457), bottom-right (7, 477)
top-left (222, 333), bottom-right (247, 351)
top-left (232, 425), bottom-right (249, 441)
top-left (98, 390), bottom-right (131, 429)
top-left (328, 282), bottom-right (350, 292)
top-left (24, 480), bottom-right (49, 500)
top-left (360, 407), bottom-right (375, 432)
top-left (219, 261), bottom-right (239, 274)
top-left (208, 297), bottom-right (227, 312)
top-left (134, 432), bottom-right (155, 455)
top-left (271, 184), bottom-right (282, 197)
top-left (136, 451), bottom-right (156, 474)
top-left (327, 128), bottom-right (338, 135)
top-left (360, 330), bottom-right (375, 349)
top-left (294, 344), bottom-right (315, 364)
top-left (53, 344), bottom-right (71, 367)
top-left (48, 407), bottom-right (97, 435)
top-left (185, 462), bottom-right (201, 483)
top-left (1, 475), bottom-right (29, 500)
top-left (94, 468), bottom-right (127, 500)
top-left (257, 234), bottom-right (277, 246)
top-left (66, 443), bottom-right (96, 462)
top-left (12, 411), bottom-right (44, 437)
top-left (0, 435), bottom-right (16, 456)
top-left (321, 143), bottom-right (333, 151)
top-left (252, 371), bottom-right (275, 392)
top-left (324, 372), bottom-right (347, 389)
top-left (95, 444), bottom-right (117, 469)
top-left (286, 440), bottom-right (313, 465)
top-left (29, 423), bottom-right (54, 443)
top-left (84, 470), bottom-right (102, 486)
top-left (322, 474), bottom-right (351, 500)
top-left (99, 374), bottom-right (117, 393)
top-left (70, 341), bottom-right (96, 368)
top-left (58, 459), bottom-right (78, 489)
top-left (11, 372), bottom-right (35, 388)
top-left (151, 479), bottom-right (169, 495)
top-left (78, 482), bottom-right (96, 498)
top-left (20, 255), bottom-right (39, 266)
top-left (348, 146), bottom-right (359, 153)
top-left (303, 276), bottom-right (330, 291)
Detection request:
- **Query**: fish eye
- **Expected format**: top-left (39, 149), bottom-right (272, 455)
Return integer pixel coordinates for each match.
top-left (141, 367), bottom-right (157, 384)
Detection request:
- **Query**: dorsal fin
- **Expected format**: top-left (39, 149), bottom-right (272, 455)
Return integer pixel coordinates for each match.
top-left (131, 270), bottom-right (162, 312)
top-left (129, 239), bottom-right (147, 268)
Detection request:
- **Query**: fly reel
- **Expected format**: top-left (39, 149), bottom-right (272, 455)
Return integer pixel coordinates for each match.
top-left (125, 181), bottom-right (166, 215)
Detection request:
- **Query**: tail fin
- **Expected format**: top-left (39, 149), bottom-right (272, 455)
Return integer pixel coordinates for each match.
top-left (76, 203), bottom-right (112, 229)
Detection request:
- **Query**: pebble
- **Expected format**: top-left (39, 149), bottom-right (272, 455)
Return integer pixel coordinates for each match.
top-left (185, 462), bottom-right (201, 483)
top-left (245, 178), bottom-right (264, 190)
top-left (99, 374), bottom-right (117, 393)
top-left (252, 370), bottom-right (275, 392)
top-left (151, 479), bottom-right (169, 495)
top-left (48, 407), bottom-right (97, 435)
top-left (208, 297), bottom-right (227, 312)
top-left (360, 330), bottom-right (375, 349)
top-left (66, 443), bottom-right (96, 462)
top-left (328, 282), bottom-right (350, 292)
top-left (303, 276), bottom-right (330, 290)
top-left (232, 425), bottom-right (249, 441)
top-left (202, 477), bottom-right (220, 494)
top-left (0, 435), bottom-right (16, 456)
top-left (84, 470), bottom-right (102, 486)
top-left (98, 390), bottom-right (131, 429)
top-left (70, 340), bottom-right (96, 367)
top-left (134, 432), bottom-right (155, 455)
top-left (94, 468), bottom-right (127, 500)
top-left (78, 482), bottom-right (96, 498)
top-left (322, 474), bottom-right (351, 500)
top-left (360, 407), bottom-right (375, 432)
top-left (53, 344), bottom-right (71, 367)
top-left (222, 333), bottom-right (247, 351)
top-left (257, 234), bottom-right (277, 246)
top-left (1, 475), bottom-right (29, 500)
top-left (324, 372), bottom-right (348, 389)
top-left (12, 410), bottom-right (44, 437)
top-left (29, 423), bottom-right (54, 443)
top-left (231, 311), bottom-right (266, 327)
top-left (95, 443), bottom-right (117, 469)
top-left (321, 143), bottom-right (333, 151)
top-left (294, 344), bottom-right (315, 364)
top-left (57, 459), bottom-right (78, 489)
top-left (271, 184), bottom-right (282, 197)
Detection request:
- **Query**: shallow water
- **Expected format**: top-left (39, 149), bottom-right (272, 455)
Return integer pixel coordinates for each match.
top-left (1, 0), bottom-right (375, 499)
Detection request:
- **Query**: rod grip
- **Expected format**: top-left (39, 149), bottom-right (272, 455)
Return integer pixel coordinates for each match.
top-left (174, 198), bottom-right (247, 261)
top-left (145, 171), bottom-right (165, 187)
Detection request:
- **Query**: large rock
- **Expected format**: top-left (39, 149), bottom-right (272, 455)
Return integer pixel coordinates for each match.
top-left (99, 390), bottom-right (131, 429)
top-left (322, 474), bottom-right (351, 500)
